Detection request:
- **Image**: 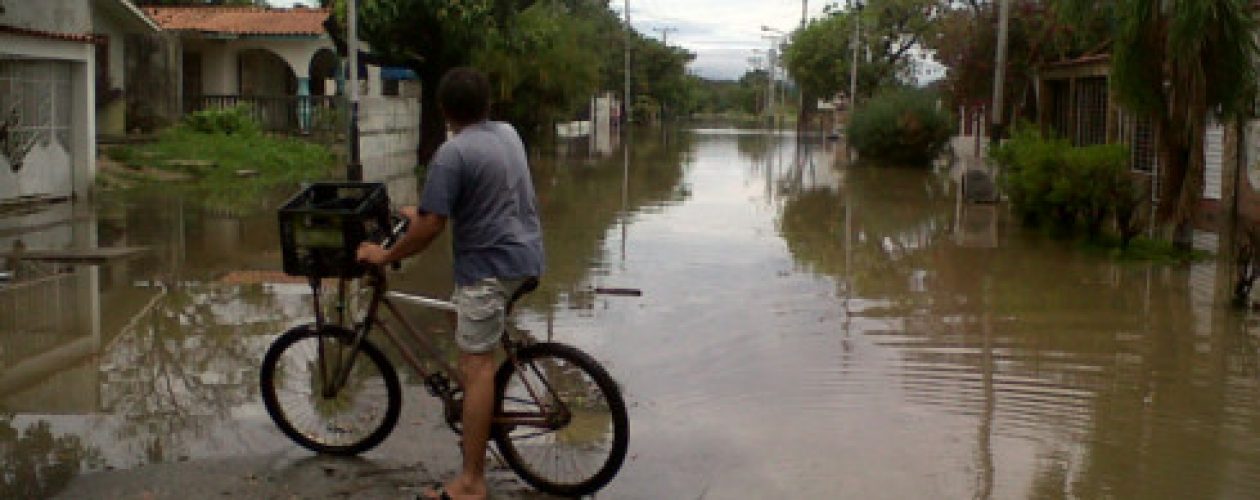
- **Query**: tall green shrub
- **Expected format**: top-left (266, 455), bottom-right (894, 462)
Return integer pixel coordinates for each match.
top-left (991, 126), bottom-right (1145, 245)
top-left (989, 127), bottom-right (1068, 225)
top-left (847, 88), bottom-right (954, 165)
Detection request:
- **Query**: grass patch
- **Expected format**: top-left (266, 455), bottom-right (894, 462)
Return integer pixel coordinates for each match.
top-left (105, 123), bottom-right (335, 213)
top-left (1079, 235), bottom-right (1212, 263)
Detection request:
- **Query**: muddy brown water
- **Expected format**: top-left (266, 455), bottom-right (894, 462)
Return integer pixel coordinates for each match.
top-left (4, 128), bottom-right (1260, 498)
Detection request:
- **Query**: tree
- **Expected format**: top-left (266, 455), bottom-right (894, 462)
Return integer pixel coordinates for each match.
top-left (334, 0), bottom-right (536, 164)
top-left (1058, 0), bottom-right (1257, 244)
top-left (474, 1), bottom-right (603, 136)
top-left (782, 0), bottom-right (939, 127)
top-left (926, 1), bottom-right (1108, 123)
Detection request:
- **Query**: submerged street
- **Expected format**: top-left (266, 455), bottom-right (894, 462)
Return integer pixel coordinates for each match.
top-left (6, 128), bottom-right (1260, 498)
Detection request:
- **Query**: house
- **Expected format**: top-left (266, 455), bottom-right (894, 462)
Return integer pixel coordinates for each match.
top-left (0, 0), bottom-right (155, 203)
top-left (91, 0), bottom-right (160, 137)
top-left (1035, 54), bottom-right (1227, 219)
top-left (142, 5), bottom-right (413, 134)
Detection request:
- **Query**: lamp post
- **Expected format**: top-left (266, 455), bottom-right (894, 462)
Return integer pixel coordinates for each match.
top-left (655, 26), bottom-right (677, 123)
top-left (346, 0), bottom-right (361, 180)
top-left (761, 26), bottom-right (787, 128)
top-left (991, 0), bottom-right (1012, 145)
top-left (847, 1), bottom-right (863, 159)
top-left (624, 0), bottom-right (632, 125)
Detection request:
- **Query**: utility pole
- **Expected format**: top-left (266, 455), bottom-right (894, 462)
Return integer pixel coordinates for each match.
top-left (654, 26), bottom-right (677, 47)
top-left (347, 0), bottom-right (362, 180)
top-left (848, 1), bottom-right (862, 159)
top-left (991, 0), bottom-right (1011, 145)
top-left (624, 0), bottom-right (632, 125)
top-left (761, 42), bottom-right (771, 126)
top-left (654, 27), bottom-right (677, 123)
top-left (849, 1), bottom-right (861, 115)
top-left (762, 26), bottom-right (787, 128)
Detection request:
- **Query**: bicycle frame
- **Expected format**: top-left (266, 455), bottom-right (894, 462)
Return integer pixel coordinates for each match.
top-left (306, 267), bottom-right (563, 429)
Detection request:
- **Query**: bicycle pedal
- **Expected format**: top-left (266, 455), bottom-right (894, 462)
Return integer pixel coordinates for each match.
top-left (424, 373), bottom-right (450, 397)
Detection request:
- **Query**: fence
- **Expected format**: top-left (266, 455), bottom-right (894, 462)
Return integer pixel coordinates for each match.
top-left (183, 95), bottom-right (344, 136)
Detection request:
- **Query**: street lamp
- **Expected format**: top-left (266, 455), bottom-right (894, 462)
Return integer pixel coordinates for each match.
top-left (347, 0), bottom-right (361, 180)
top-left (761, 26), bottom-right (787, 128)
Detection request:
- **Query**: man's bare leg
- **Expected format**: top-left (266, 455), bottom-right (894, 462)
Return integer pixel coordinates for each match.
top-left (429, 351), bottom-right (496, 499)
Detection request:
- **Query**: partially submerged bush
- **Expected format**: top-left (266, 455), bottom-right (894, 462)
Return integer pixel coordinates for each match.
top-left (848, 88), bottom-right (954, 165)
top-left (991, 126), bottom-right (1148, 247)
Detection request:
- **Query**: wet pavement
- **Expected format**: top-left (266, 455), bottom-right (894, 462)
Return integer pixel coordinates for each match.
top-left (5, 127), bottom-right (1260, 498)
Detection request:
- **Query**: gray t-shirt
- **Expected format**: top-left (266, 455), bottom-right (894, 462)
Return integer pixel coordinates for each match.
top-left (419, 121), bottom-right (545, 286)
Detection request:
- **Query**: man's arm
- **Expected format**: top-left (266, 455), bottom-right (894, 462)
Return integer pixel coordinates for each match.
top-left (356, 206), bottom-right (447, 265)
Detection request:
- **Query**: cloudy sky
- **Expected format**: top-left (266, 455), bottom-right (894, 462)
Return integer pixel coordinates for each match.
top-left (273, 0), bottom-right (835, 80)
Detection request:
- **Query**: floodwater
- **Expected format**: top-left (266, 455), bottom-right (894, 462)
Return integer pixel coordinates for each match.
top-left (5, 128), bottom-right (1260, 498)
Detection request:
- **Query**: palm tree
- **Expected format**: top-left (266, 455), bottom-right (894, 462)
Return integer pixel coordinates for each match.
top-left (1063, 0), bottom-right (1257, 246)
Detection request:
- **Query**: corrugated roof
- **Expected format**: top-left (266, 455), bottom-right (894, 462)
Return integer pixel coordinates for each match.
top-left (143, 6), bottom-right (329, 37)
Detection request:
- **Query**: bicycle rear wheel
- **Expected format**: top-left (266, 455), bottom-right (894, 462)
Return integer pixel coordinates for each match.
top-left (260, 324), bottom-right (401, 455)
top-left (492, 342), bottom-right (629, 496)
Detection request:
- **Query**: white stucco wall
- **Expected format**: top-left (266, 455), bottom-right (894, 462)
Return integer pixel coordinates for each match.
top-left (183, 37), bottom-right (331, 96)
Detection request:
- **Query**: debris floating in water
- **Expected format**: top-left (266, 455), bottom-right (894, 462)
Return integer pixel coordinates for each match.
top-left (594, 287), bottom-right (642, 297)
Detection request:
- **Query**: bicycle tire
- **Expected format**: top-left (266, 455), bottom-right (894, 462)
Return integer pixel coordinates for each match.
top-left (491, 342), bottom-right (629, 496)
top-left (260, 324), bottom-right (401, 455)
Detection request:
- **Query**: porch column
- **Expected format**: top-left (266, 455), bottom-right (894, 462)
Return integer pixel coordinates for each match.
top-left (298, 77), bottom-right (312, 133)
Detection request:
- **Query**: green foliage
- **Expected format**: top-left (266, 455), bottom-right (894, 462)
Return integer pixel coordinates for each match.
top-left (991, 127), bottom-right (1148, 245)
top-left (847, 88), bottom-right (953, 165)
top-left (180, 105), bottom-right (259, 136)
top-left (929, 1), bottom-right (1110, 111)
top-left (107, 126), bottom-right (335, 213)
top-left (782, 13), bottom-right (853, 101)
top-left (784, 0), bottom-right (939, 103)
top-left (475, 1), bottom-right (602, 134)
top-left (1051, 0), bottom-right (1257, 227)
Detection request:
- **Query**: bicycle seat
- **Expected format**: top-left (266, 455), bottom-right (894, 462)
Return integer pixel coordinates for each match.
top-left (506, 277), bottom-right (539, 315)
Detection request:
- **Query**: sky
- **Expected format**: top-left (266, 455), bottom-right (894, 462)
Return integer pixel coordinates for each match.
top-left (271, 0), bottom-right (837, 80)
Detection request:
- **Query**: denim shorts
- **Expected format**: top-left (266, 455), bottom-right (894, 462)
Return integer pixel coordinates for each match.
top-left (452, 277), bottom-right (525, 353)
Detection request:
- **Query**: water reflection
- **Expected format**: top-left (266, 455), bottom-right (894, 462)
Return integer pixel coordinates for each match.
top-left (774, 158), bottom-right (1260, 497)
top-left (6, 126), bottom-right (1260, 498)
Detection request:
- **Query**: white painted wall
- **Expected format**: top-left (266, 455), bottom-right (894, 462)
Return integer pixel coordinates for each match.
top-left (1, 0), bottom-right (92, 33)
top-left (0, 0), bottom-right (96, 202)
top-left (359, 96), bottom-right (420, 195)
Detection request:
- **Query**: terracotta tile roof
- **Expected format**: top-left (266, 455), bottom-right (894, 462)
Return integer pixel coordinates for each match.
top-left (142, 6), bottom-right (330, 37)
top-left (0, 24), bottom-right (100, 44)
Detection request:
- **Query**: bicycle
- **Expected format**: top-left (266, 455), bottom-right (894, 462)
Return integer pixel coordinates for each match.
top-left (261, 183), bottom-right (629, 497)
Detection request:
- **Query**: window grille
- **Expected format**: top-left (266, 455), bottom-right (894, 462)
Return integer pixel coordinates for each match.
top-left (1074, 77), bottom-right (1108, 146)
top-left (0, 59), bottom-right (73, 167)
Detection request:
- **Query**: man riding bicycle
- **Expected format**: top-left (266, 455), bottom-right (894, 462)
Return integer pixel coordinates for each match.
top-left (356, 66), bottom-right (545, 500)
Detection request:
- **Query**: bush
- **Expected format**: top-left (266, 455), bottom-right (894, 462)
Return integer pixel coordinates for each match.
top-left (847, 88), bottom-right (954, 165)
top-left (991, 126), bottom-right (1148, 246)
top-left (181, 104), bottom-right (259, 136)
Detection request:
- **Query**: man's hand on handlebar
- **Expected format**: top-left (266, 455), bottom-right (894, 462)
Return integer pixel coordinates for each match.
top-left (356, 206), bottom-right (445, 268)
top-left (356, 241), bottom-right (391, 265)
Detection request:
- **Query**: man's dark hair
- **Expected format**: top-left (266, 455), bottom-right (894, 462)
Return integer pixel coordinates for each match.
top-left (437, 67), bottom-right (491, 125)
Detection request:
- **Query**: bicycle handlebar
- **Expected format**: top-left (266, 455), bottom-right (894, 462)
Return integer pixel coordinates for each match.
top-left (368, 212), bottom-right (410, 271)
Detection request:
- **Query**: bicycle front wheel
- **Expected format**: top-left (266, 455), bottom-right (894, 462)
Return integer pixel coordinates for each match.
top-left (260, 324), bottom-right (401, 455)
top-left (492, 342), bottom-right (629, 496)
